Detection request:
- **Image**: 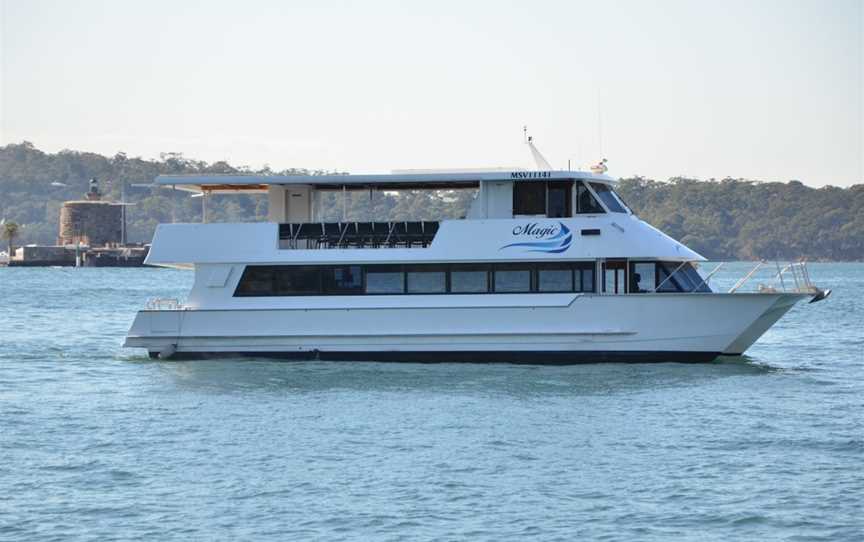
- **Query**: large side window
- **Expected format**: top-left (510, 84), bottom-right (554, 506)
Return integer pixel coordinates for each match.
top-left (275, 266), bottom-right (320, 295)
top-left (450, 265), bottom-right (489, 293)
top-left (547, 181), bottom-right (572, 218)
top-left (576, 263), bottom-right (595, 293)
top-left (406, 265), bottom-right (447, 293)
top-left (366, 266), bottom-right (405, 294)
top-left (493, 265), bottom-right (532, 292)
top-left (234, 266), bottom-right (277, 296)
top-left (576, 182), bottom-right (605, 214)
top-left (513, 182), bottom-right (546, 215)
top-left (323, 266), bottom-right (363, 294)
top-left (630, 262), bottom-right (657, 293)
top-left (234, 262), bottom-right (604, 296)
top-left (235, 265), bottom-right (321, 296)
top-left (537, 264), bottom-right (573, 292)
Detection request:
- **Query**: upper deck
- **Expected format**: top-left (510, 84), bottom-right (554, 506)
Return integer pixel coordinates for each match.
top-left (155, 169), bottom-right (617, 192)
top-left (156, 169), bottom-right (623, 226)
top-left (144, 169), bottom-right (705, 266)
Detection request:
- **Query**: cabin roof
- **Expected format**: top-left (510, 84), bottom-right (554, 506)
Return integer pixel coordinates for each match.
top-left (155, 170), bottom-right (617, 192)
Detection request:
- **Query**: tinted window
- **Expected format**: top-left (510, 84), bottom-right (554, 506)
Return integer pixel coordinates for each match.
top-left (275, 267), bottom-right (320, 295)
top-left (589, 183), bottom-right (627, 213)
top-left (513, 182), bottom-right (546, 215)
top-left (235, 266), bottom-right (321, 296)
top-left (450, 268), bottom-right (489, 293)
top-left (494, 268), bottom-right (532, 292)
top-left (234, 262), bottom-right (606, 296)
top-left (547, 181), bottom-right (572, 218)
top-left (683, 264), bottom-right (710, 292)
top-left (323, 266), bottom-right (363, 294)
top-left (366, 268), bottom-right (404, 294)
top-left (406, 267), bottom-right (446, 293)
top-left (537, 267), bottom-right (573, 292)
top-left (577, 267), bottom-right (594, 292)
top-left (576, 182), bottom-right (604, 214)
top-left (234, 266), bottom-right (276, 296)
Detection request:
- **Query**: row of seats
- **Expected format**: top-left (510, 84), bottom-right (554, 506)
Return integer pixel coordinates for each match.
top-left (278, 221), bottom-right (440, 249)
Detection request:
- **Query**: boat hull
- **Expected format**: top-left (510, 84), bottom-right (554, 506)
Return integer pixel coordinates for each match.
top-left (124, 292), bottom-right (808, 363)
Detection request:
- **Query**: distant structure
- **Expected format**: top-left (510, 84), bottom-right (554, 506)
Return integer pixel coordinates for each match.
top-left (58, 178), bottom-right (123, 246)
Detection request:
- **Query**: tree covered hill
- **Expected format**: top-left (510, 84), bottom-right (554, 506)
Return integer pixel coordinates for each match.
top-left (1, 142), bottom-right (862, 260)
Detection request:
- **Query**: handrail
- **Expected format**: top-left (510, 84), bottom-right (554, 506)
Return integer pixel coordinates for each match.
top-left (689, 262), bottom-right (724, 292)
top-left (652, 261), bottom-right (687, 293)
top-left (145, 297), bottom-right (180, 310)
top-left (729, 260), bottom-right (765, 293)
top-left (730, 260), bottom-right (819, 294)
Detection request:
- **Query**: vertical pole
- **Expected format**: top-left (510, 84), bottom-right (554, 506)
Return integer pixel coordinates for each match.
top-left (120, 180), bottom-right (127, 245)
top-left (342, 185), bottom-right (347, 221)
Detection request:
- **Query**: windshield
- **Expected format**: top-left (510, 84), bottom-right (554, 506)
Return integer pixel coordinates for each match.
top-left (589, 183), bottom-right (628, 213)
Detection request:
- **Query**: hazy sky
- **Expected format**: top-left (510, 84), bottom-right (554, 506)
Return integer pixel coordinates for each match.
top-left (1, 0), bottom-right (862, 186)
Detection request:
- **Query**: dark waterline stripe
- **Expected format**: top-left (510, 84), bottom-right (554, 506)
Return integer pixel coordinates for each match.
top-left (159, 350), bottom-right (722, 363)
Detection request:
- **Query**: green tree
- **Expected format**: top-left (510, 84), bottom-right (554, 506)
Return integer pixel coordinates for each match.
top-left (2, 221), bottom-right (20, 257)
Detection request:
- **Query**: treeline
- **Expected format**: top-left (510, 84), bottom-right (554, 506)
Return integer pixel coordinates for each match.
top-left (1, 142), bottom-right (862, 260)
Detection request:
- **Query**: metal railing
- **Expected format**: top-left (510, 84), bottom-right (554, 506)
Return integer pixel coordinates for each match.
top-left (278, 221), bottom-right (440, 250)
top-left (145, 298), bottom-right (181, 310)
top-left (728, 260), bottom-right (820, 294)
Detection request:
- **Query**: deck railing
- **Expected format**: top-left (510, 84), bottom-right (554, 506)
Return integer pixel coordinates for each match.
top-left (728, 260), bottom-right (821, 294)
top-left (278, 221), bottom-right (440, 249)
top-left (145, 297), bottom-right (181, 310)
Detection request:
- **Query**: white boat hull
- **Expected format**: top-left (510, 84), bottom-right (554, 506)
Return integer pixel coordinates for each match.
top-left (124, 292), bottom-right (809, 362)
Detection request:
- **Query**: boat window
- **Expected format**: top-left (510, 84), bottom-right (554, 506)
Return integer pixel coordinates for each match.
top-left (322, 266), bottom-right (363, 294)
top-left (630, 262), bottom-right (657, 293)
top-left (537, 265), bottom-right (573, 292)
top-left (234, 266), bottom-right (278, 296)
top-left (513, 182), bottom-right (547, 215)
top-left (494, 266), bottom-right (532, 292)
top-left (576, 182), bottom-right (604, 214)
top-left (547, 181), bottom-right (572, 218)
top-left (450, 266), bottom-right (489, 293)
top-left (234, 262), bottom-right (601, 296)
top-left (656, 262), bottom-right (711, 293)
top-left (579, 267), bottom-right (595, 293)
top-left (406, 266), bottom-right (447, 293)
top-left (589, 183), bottom-right (627, 213)
top-left (682, 264), bottom-right (709, 292)
top-left (366, 266), bottom-right (405, 294)
top-left (235, 265), bottom-right (321, 296)
top-left (613, 190), bottom-right (633, 214)
top-left (276, 266), bottom-right (320, 295)
top-left (602, 260), bottom-right (627, 294)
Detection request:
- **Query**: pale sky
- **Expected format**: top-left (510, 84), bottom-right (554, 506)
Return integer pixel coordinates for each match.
top-left (1, 0), bottom-right (862, 186)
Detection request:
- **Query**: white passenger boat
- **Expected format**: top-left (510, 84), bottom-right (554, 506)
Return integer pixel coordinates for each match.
top-left (124, 160), bottom-right (829, 362)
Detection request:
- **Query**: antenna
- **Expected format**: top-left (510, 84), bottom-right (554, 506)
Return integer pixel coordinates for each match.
top-left (523, 125), bottom-right (528, 144)
top-left (597, 88), bottom-right (603, 158)
top-left (524, 130), bottom-right (553, 170)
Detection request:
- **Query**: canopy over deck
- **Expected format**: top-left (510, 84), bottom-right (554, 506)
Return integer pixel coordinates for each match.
top-left (155, 170), bottom-right (616, 193)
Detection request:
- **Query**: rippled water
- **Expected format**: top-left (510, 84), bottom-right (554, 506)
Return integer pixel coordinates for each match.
top-left (1, 263), bottom-right (862, 541)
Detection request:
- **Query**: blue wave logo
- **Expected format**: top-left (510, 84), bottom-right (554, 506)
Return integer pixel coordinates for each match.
top-left (499, 222), bottom-right (572, 254)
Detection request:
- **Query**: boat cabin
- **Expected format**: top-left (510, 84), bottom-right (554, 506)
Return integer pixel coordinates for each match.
top-left (152, 170), bottom-right (710, 296)
top-left (157, 170), bottom-right (631, 249)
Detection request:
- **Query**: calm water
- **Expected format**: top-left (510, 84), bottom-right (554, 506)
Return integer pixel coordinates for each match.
top-left (0, 263), bottom-right (862, 541)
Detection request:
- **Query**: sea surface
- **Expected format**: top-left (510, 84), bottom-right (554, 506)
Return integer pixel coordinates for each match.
top-left (0, 263), bottom-right (861, 541)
